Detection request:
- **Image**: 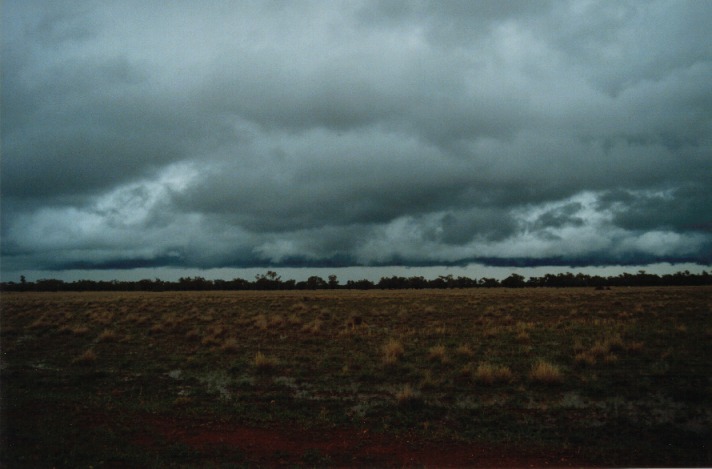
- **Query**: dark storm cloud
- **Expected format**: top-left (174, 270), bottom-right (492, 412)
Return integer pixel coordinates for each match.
top-left (2, 0), bottom-right (711, 274)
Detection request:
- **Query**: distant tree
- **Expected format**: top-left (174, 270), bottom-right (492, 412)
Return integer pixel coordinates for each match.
top-left (328, 275), bottom-right (339, 289)
top-left (345, 279), bottom-right (374, 289)
top-left (502, 273), bottom-right (526, 288)
top-left (306, 276), bottom-right (327, 290)
top-left (479, 277), bottom-right (500, 288)
top-left (254, 271), bottom-right (282, 290)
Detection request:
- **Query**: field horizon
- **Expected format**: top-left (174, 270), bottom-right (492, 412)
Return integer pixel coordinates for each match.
top-left (2, 286), bottom-right (711, 467)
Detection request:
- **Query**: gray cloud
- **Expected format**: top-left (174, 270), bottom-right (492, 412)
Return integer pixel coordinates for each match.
top-left (2, 0), bottom-right (711, 275)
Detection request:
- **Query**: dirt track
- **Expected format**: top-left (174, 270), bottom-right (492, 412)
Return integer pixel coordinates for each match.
top-left (135, 415), bottom-right (589, 467)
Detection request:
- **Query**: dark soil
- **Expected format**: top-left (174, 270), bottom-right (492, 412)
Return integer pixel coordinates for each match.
top-left (134, 414), bottom-right (589, 467)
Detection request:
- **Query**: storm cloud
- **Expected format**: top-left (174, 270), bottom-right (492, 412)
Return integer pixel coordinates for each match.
top-left (2, 0), bottom-right (711, 275)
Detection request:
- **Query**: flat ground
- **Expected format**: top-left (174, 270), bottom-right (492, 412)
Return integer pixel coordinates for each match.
top-left (2, 287), bottom-right (711, 467)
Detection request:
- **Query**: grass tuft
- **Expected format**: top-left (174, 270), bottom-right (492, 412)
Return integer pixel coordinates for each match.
top-left (382, 338), bottom-right (404, 365)
top-left (73, 348), bottom-right (97, 365)
top-left (254, 351), bottom-right (278, 371)
top-left (428, 345), bottom-right (448, 363)
top-left (474, 363), bottom-right (513, 385)
top-left (394, 384), bottom-right (422, 407)
top-left (530, 360), bottom-right (563, 384)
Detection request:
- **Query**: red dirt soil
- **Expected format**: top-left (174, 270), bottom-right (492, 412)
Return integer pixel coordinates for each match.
top-left (135, 415), bottom-right (590, 467)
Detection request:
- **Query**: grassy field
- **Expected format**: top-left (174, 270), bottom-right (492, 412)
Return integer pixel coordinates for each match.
top-left (2, 287), bottom-right (711, 467)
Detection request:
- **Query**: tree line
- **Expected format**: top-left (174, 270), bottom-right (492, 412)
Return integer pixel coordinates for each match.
top-left (2, 269), bottom-right (711, 292)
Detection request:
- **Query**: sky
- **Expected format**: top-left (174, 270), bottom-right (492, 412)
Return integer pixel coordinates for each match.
top-left (2, 0), bottom-right (712, 283)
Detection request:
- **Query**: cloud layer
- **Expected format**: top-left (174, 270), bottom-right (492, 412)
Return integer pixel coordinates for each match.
top-left (3, 0), bottom-right (712, 273)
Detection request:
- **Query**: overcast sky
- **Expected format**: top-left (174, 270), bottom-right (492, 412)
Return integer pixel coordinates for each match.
top-left (2, 0), bottom-right (711, 282)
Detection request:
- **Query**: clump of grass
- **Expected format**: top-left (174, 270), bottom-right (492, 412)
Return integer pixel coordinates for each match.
top-left (346, 315), bottom-right (363, 330)
top-left (530, 360), bottom-right (563, 384)
top-left (97, 329), bottom-right (118, 342)
top-left (89, 310), bottom-right (114, 326)
top-left (290, 302), bottom-right (308, 313)
top-left (394, 384), bottom-right (422, 407)
top-left (574, 351), bottom-right (596, 366)
top-left (515, 330), bottom-right (531, 344)
top-left (73, 348), bottom-right (97, 365)
top-left (420, 370), bottom-right (438, 389)
top-left (254, 351), bottom-right (278, 371)
top-left (287, 313), bottom-right (303, 326)
top-left (29, 315), bottom-right (53, 330)
top-left (301, 318), bottom-right (322, 334)
top-left (62, 324), bottom-right (89, 336)
top-left (221, 338), bottom-right (240, 352)
top-left (474, 363), bottom-right (514, 385)
top-left (572, 338), bottom-right (586, 353)
top-left (574, 352), bottom-right (597, 367)
top-left (185, 328), bottom-right (201, 341)
top-left (483, 326), bottom-right (502, 339)
top-left (626, 340), bottom-right (644, 353)
top-left (455, 344), bottom-right (474, 357)
top-left (428, 345), bottom-right (448, 363)
top-left (382, 338), bottom-right (404, 365)
top-left (603, 353), bottom-right (619, 364)
top-left (253, 314), bottom-right (269, 331)
top-left (269, 314), bottom-right (285, 328)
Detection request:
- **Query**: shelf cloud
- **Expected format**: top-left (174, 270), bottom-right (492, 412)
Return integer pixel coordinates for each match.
top-left (2, 0), bottom-right (711, 275)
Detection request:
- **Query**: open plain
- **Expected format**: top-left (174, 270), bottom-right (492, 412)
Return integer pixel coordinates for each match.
top-left (2, 287), bottom-right (711, 467)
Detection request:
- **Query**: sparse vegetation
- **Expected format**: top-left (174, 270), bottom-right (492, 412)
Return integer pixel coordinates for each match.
top-left (473, 362), bottom-right (514, 385)
top-left (2, 287), bottom-right (710, 467)
top-left (382, 338), bottom-right (404, 365)
top-left (530, 360), bottom-right (563, 384)
top-left (254, 350), bottom-right (278, 371)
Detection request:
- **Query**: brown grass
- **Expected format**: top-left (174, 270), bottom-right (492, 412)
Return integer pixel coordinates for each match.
top-left (220, 338), bottom-right (240, 352)
top-left (428, 345), bottom-right (448, 363)
top-left (455, 344), bottom-right (475, 357)
top-left (394, 384), bottom-right (421, 406)
top-left (530, 360), bottom-right (563, 384)
top-left (382, 338), bottom-right (404, 365)
top-left (254, 351), bottom-right (278, 371)
top-left (474, 363), bottom-right (514, 385)
top-left (73, 348), bottom-right (97, 365)
top-left (97, 329), bottom-right (119, 342)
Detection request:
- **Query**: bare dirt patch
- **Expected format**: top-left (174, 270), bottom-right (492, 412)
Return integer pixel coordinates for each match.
top-left (135, 414), bottom-right (588, 467)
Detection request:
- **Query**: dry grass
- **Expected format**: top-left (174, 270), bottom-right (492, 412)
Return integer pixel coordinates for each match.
top-left (301, 318), bottom-right (322, 334)
top-left (428, 345), bottom-right (448, 363)
top-left (574, 352), bottom-right (597, 367)
top-left (394, 384), bottom-right (421, 406)
top-left (382, 338), bottom-right (404, 365)
top-left (97, 329), bottom-right (119, 342)
top-left (455, 344), bottom-right (475, 357)
top-left (220, 338), bottom-right (240, 352)
top-left (73, 348), bottom-right (97, 365)
top-left (530, 360), bottom-right (563, 384)
top-left (474, 363), bottom-right (514, 385)
top-left (254, 351), bottom-right (278, 371)
top-left (253, 314), bottom-right (269, 331)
